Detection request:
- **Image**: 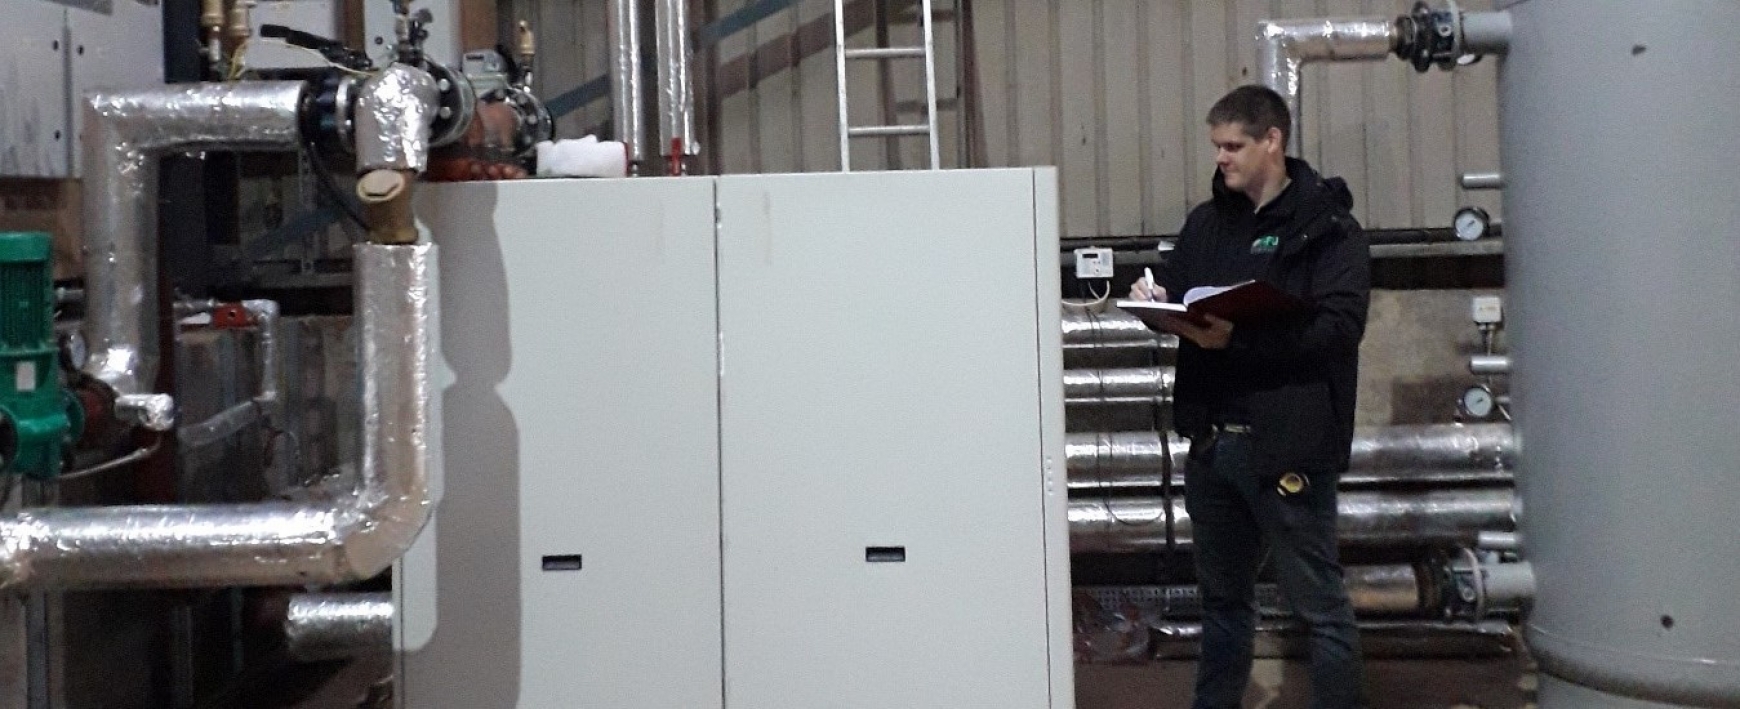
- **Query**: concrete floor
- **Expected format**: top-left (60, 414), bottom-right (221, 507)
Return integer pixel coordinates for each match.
top-left (1077, 657), bottom-right (1536, 709)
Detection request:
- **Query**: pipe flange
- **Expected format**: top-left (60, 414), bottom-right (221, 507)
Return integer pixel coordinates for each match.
top-left (505, 86), bottom-right (553, 157)
top-left (425, 62), bottom-right (477, 148)
top-left (332, 75), bottom-right (357, 153)
top-left (1398, 1), bottom-right (1464, 72)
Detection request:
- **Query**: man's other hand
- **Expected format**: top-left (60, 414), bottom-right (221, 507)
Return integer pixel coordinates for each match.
top-left (1129, 280), bottom-right (1167, 302)
top-left (1163, 313), bottom-right (1234, 350)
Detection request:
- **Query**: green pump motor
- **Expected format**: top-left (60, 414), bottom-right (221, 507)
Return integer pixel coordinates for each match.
top-left (0, 231), bottom-right (78, 479)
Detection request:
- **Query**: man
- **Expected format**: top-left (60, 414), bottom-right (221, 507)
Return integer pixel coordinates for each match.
top-left (1131, 85), bottom-right (1370, 709)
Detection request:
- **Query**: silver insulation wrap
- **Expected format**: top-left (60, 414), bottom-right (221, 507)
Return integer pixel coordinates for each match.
top-left (1064, 367), bottom-right (1174, 404)
top-left (1061, 308), bottom-right (1178, 351)
top-left (285, 593), bottom-right (394, 662)
top-left (1069, 488), bottom-right (1515, 553)
top-left (355, 64), bottom-right (441, 172)
top-left (80, 82), bottom-right (305, 408)
top-left (654, 0), bottom-right (699, 157)
top-left (0, 244), bottom-right (438, 590)
top-left (609, 0), bottom-right (645, 162)
top-left (1067, 424), bottom-right (1515, 491)
top-left (1256, 17), bottom-right (1398, 154)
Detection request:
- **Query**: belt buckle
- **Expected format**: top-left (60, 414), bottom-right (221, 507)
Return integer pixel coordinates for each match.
top-left (1219, 423), bottom-right (1252, 435)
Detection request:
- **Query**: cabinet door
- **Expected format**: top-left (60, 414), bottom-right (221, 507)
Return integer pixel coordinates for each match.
top-left (403, 177), bottom-right (722, 709)
top-left (717, 170), bottom-right (1053, 709)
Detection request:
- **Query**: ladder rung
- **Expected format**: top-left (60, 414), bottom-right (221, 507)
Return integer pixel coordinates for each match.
top-left (848, 125), bottom-right (932, 138)
top-left (844, 47), bottom-right (927, 60)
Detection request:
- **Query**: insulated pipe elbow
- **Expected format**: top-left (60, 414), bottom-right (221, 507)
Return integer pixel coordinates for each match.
top-left (0, 244), bottom-right (438, 590)
top-left (1256, 17), bottom-right (1400, 155)
top-left (354, 64), bottom-right (441, 173)
top-left (79, 81), bottom-right (306, 426)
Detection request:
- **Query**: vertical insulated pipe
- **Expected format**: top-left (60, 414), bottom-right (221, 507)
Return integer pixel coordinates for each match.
top-left (1499, 1), bottom-right (1740, 706)
top-left (654, 0), bottom-right (699, 171)
top-left (609, 0), bottom-right (646, 165)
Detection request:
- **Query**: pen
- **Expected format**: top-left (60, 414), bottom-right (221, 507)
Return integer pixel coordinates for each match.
top-left (1143, 268), bottom-right (1159, 301)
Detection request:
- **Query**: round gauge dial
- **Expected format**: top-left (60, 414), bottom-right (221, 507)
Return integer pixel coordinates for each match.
top-left (1460, 385), bottom-right (1496, 419)
top-left (1454, 207), bottom-right (1491, 241)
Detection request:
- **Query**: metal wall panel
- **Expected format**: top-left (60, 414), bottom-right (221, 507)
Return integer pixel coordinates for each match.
top-left (67, 0), bottom-right (165, 178)
top-left (401, 178), bottom-right (724, 709)
top-left (522, 0), bottom-right (1501, 235)
top-left (716, 169), bottom-right (1064, 708)
top-left (0, 3), bottom-right (71, 177)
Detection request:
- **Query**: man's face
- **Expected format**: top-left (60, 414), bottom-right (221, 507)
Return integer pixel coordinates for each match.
top-left (1210, 122), bottom-right (1282, 194)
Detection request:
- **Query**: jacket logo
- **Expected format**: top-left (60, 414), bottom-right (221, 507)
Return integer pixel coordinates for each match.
top-left (1250, 235), bottom-right (1280, 254)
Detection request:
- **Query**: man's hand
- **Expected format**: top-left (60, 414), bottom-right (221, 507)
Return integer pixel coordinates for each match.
top-left (1162, 313), bottom-right (1234, 350)
top-left (1129, 279), bottom-right (1167, 302)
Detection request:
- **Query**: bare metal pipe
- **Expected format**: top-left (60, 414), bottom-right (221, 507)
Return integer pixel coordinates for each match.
top-left (177, 300), bottom-right (282, 451)
top-left (1064, 367), bottom-right (1173, 405)
top-left (609, 0), bottom-right (645, 164)
top-left (1068, 488), bottom-right (1515, 554)
top-left (1469, 354), bottom-right (1510, 376)
top-left (1256, 17), bottom-right (1399, 155)
top-left (285, 593), bottom-right (393, 662)
top-left (1461, 171), bottom-right (1506, 190)
top-left (1067, 424), bottom-right (1515, 491)
top-left (80, 81), bottom-right (306, 429)
top-left (0, 244), bottom-right (438, 590)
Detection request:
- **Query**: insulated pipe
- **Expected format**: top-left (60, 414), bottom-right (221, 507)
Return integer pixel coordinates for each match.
top-left (1256, 17), bottom-right (1399, 155)
top-left (0, 244), bottom-right (439, 589)
top-left (285, 593), bottom-right (393, 662)
top-left (608, 0), bottom-right (645, 164)
top-left (1069, 488), bottom-right (1515, 554)
top-left (354, 64), bottom-right (440, 173)
top-left (1064, 367), bottom-right (1173, 405)
top-left (654, 0), bottom-right (699, 168)
top-left (1061, 309), bottom-right (1178, 351)
top-left (1067, 424), bottom-right (1515, 491)
top-left (80, 81), bottom-right (306, 429)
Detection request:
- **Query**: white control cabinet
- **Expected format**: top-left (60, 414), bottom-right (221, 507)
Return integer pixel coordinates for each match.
top-left (402, 169), bottom-right (1071, 709)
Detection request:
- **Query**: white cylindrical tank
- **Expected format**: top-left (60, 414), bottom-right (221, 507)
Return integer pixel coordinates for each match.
top-left (1498, 1), bottom-right (1740, 707)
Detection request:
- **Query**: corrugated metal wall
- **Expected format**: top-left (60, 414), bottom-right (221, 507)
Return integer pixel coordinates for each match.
top-left (519, 0), bottom-right (1502, 236)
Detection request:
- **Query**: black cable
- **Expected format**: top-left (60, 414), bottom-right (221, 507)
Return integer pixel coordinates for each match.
top-left (301, 138), bottom-right (369, 231)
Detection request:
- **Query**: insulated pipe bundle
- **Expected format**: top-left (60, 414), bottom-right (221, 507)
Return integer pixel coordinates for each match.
top-left (1069, 488), bottom-right (1515, 554)
top-left (1066, 424), bottom-right (1514, 491)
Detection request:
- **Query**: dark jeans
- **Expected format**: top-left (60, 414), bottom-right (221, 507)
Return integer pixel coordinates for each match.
top-left (1184, 429), bottom-right (1367, 709)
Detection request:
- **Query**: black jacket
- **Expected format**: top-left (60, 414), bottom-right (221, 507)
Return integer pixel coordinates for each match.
top-left (1155, 158), bottom-right (1370, 476)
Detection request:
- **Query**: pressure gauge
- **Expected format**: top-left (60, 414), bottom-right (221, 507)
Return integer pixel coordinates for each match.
top-left (1454, 207), bottom-right (1491, 241)
top-left (1460, 385), bottom-right (1496, 420)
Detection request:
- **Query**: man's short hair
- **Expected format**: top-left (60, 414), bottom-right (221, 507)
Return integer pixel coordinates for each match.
top-left (1207, 85), bottom-right (1291, 147)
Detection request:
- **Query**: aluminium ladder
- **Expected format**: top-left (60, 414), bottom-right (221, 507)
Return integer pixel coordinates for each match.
top-left (833, 0), bottom-right (941, 170)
